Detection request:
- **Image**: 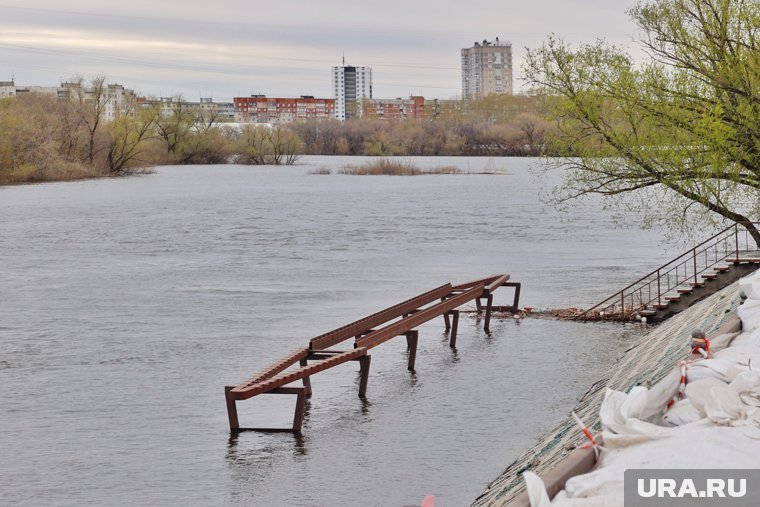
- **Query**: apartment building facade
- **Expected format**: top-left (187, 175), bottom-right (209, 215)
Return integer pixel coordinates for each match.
top-left (1, 80), bottom-right (137, 120)
top-left (193, 97), bottom-right (235, 121)
top-left (461, 38), bottom-right (513, 99)
top-left (0, 80), bottom-right (16, 98)
top-left (136, 96), bottom-right (234, 123)
top-left (233, 95), bottom-right (336, 123)
top-left (332, 65), bottom-right (372, 121)
top-left (363, 96), bottom-right (425, 122)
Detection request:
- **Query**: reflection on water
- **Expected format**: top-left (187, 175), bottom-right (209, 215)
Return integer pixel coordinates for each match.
top-left (0, 156), bottom-right (672, 506)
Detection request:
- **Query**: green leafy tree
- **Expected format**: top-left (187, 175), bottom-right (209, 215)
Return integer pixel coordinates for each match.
top-left (268, 125), bottom-right (302, 165)
top-left (106, 107), bottom-right (156, 174)
top-left (233, 125), bottom-right (273, 165)
top-left (232, 125), bottom-right (300, 165)
top-left (525, 0), bottom-right (760, 245)
top-left (151, 96), bottom-right (195, 157)
top-left (176, 127), bottom-right (231, 164)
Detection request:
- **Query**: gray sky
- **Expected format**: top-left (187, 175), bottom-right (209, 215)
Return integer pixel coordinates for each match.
top-left (0, 0), bottom-right (641, 101)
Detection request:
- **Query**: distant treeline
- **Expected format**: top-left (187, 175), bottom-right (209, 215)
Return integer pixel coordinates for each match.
top-left (290, 94), bottom-right (555, 157)
top-left (0, 78), bottom-right (556, 185)
top-left (289, 118), bottom-right (550, 157)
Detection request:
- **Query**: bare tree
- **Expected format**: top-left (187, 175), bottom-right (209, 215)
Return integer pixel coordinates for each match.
top-left (67, 75), bottom-right (111, 165)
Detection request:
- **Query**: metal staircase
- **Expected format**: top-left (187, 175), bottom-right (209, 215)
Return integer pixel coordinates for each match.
top-left (576, 222), bottom-right (760, 323)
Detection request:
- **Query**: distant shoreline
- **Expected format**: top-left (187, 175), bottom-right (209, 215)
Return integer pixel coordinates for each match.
top-left (0, 155), bottom-right (535, 186)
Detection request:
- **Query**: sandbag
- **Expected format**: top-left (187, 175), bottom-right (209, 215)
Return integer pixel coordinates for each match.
top-left (600, 387), bottom-right (670, 435)
top-left (662, 398), bottom-right (702, 426)
top-left (523, 471), bottom-right (551, 507)
top-left (713, 345), bottom-right (760, 361)
top-left (703, 386), bottom-right (748, 425)
top-left (600, 387), bottom-right (646, 433)
top-left (729, 370), bottom-right (760, 407)
top-left (728, 328), bottom-right (760, 348)
top-left (559, 467), bottom-right (625, 505)
top-left (709, 331), bottom-right (741, 352)
top-left (686, 358), bottom-right (744, 383)
top-left (738, 298), bottom-right (760, 331)
top-left (600, 370), bottom-right (682, 430)
top-left (640, 369), bottom-right (682, 422)
top-left (551, 490), bottom-right (620, 506)
top-left (738, 271), bottom-right (760, 300)
top-left (684, 377), bottom-right (727, 416)
top-left (552, 423), bottom-right (760, 506)
top-left (601, 431), bottom-right (666, 450)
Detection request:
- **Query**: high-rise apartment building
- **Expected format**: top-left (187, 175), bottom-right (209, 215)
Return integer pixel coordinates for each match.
top-left (461, 38), bottom-right (513, 99)
top-left (332, 64), bottom-right (372, 121)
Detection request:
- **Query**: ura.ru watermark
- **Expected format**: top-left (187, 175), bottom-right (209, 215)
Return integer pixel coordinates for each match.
top-left (624, 469), bottom-right (759, 506)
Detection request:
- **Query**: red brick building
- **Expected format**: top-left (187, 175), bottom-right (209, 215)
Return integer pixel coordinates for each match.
top-left (233, 95), bottom-right (335, 123)
top-left (363, 96), bottom-right (425, 121)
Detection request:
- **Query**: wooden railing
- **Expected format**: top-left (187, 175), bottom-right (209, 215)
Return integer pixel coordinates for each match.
top-left (225, 274), bottom-right (521, 433)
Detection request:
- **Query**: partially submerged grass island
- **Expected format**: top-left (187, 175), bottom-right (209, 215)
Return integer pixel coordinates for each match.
top-left (311, 158), bottom-right (461, 176)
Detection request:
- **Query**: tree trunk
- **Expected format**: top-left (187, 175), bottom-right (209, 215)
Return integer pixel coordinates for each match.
top-left (741, 221), bottom-right (760, 249)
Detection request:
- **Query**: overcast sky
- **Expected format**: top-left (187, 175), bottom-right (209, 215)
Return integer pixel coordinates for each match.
top-left (0, 0), bottom-right (641, 101)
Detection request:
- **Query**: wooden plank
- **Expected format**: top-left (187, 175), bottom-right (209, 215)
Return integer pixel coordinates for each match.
top-left (309, 283), bottom-right (452, 350)
top-left (356, 285), bottom-right (485, 350)
top-left (483, 274), bottom-right (510, 295)
top-left (231, 348), bottom-right (368, 400)
top-left (235, 347), bottom-right (310, 390)
top-left (451, 275), bottom-right (501, 290)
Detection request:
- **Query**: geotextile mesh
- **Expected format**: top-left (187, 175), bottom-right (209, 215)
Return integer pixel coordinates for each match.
top-left (472, 283), bottom-right (743, 507)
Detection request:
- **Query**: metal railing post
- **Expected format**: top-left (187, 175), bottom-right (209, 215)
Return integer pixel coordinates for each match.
top-left (735, 223), bottom-right (740, 262)
top-left (657, 269), bottom-right (661, 306)
top-left (576, 222), bottom-right (758, 321)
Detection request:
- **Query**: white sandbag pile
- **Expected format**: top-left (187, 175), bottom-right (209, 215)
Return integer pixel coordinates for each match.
top-left (524, 269), bottom-right (760, 507)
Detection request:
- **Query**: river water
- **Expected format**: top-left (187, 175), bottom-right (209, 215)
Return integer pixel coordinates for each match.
top-left (1, 156), bottom-right (674, 506)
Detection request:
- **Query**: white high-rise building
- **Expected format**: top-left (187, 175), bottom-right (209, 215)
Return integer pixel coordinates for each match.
top-left (332, 64), bottom-right (372, 121)
top-left (461, 38), bottom-right (513, 99)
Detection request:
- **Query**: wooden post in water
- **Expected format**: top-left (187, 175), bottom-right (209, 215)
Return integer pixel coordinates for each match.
top-left (225, 386), bottom-right (240, 431)
top-left (358, 355), bottom-right (371, 398)
top-left (483, 294), bottom-right (494, 333)
top-left (448, 310), bottom-right (460, 348)
top-left (405, 330), bottom-right (419, 371)
top-left (292, 387), bottom-right (307, 434)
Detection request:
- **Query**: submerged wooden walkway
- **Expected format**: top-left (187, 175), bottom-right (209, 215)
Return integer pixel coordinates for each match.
top-left (225, 274), bottom-right (520, 433)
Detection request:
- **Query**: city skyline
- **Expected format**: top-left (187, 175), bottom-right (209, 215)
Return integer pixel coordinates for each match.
top-left (0, 0), bottom-right (641, 101)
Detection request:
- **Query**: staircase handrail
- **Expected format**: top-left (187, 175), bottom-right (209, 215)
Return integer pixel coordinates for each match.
top-left (575, 222), bottom-right (757, 320)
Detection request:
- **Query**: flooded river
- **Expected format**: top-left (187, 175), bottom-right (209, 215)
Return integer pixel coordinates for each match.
top-left (1, 156), bottom-right (673, 506)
